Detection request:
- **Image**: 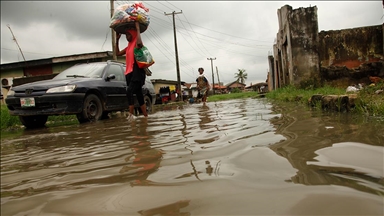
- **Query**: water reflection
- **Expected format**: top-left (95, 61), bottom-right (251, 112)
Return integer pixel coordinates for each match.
top-left (1, 98), bottom-right (383, 215)
top-left (269, 102), bottom-right (384, 196)
top-left (120, 119), bottom-right (164, 187)
top-left (198, 103), bottom-right (213, 130)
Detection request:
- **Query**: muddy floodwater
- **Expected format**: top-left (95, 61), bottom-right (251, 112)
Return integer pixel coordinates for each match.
top-left (1, 98), bottom-right (383, 215)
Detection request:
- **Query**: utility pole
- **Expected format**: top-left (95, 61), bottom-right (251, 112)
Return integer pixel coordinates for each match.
top-left (7, 24), bottom-right (27, 63)
top-left (110, 0), bottom-right (117, 60)
top-left (165, 10), bottom-right (183, 101)
top-left (207, 57), bottom-right (216, 95)
top-left (216, 66), bottom-right (221, 92)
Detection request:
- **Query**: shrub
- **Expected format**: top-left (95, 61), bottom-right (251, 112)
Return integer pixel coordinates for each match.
top-left (231, 88), bottom-right (242, 93)
top-left (1, 105), bottom-right (21, 130)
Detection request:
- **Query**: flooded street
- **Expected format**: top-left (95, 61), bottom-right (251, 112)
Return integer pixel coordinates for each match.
top-left (1, 98), bottom-right (383, 215)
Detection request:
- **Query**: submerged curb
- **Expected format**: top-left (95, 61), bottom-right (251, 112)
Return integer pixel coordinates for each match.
top-left (308, 94), bottom-right (358, 112)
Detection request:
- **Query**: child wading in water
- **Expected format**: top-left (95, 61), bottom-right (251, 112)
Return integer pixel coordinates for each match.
top-left (196, 67), bottom-right (210, 103)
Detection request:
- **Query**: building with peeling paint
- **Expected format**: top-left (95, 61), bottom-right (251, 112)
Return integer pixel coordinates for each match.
top-left (318, 25), bottom-right (383, 87)
top-left (268, 5), bottom-right (383, 91)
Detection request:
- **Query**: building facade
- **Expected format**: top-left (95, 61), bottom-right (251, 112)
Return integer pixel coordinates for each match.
top-left (269, 5), bottom-right (320, 90)
top-left (268, 5), bottom-right (383, 90)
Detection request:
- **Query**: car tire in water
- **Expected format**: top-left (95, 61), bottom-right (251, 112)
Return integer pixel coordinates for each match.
top-left (19, 115), bottom-right (48, 129)
top-left (144, 95), bottom-right (152, 114)
top-left (77, 94), bottom-right (103, 123)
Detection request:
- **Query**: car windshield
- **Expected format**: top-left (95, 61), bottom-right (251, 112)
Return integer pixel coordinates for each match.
top-left (53, 64), bottom-right (106, 80)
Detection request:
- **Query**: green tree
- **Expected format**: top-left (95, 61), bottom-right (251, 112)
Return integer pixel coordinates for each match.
top-left (235, 69), bottom-right (248, 84)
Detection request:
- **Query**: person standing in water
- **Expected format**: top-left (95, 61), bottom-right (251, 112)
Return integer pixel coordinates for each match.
top-left (196, 67), bottom-right (210, 103)
top-left (116, 21), bottom-right (148, 121)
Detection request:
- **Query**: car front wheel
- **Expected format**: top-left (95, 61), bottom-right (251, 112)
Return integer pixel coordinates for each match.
top-left (144, 95), bottom-right (153, 114)
top-left (19, 115), bottom-right (48, 129)
top-left (77, 94), bottom-right (103, 123)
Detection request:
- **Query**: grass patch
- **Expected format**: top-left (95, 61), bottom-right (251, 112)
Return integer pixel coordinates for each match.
top-left (353, 83), bottom-right (384, 116)
top-left (1, 105), bottom-right (20, 130)
top-left (265, 84), bottom-right (384, 116)
top-left (265, 85), bottom-right (345, 103)
top-left (1, 105), bottom-right (78, 131)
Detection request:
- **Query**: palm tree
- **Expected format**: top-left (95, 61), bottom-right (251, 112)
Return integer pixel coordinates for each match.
top-left (234, 69), bottom-right (248, 84)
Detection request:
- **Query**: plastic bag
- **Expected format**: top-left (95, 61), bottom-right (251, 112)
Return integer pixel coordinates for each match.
top-left (134, 46), bottom-right (155, 68)
top-left (110, 2), bottom-right (150, 34)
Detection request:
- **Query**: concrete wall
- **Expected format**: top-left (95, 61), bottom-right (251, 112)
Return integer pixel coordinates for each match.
top-left (267, 56), bottom-right (275, 91)
top-left (288, 6), bottom-right (320, 88)
top-left (1, 68), bottom-right (24, 80)
top-left (318, 24), bottom-right (383, 86)
top-left (275, 5), bottom-right (292, 88)
top-left (270, 5), bottom-right (383, 89)
top-left (273, 5), bottom-right (320, 89)
top-left (52, 62), bottom-right (77, 74)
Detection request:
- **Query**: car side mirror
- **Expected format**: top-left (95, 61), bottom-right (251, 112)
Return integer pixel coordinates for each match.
top-left (105, 74), bottom-right (116, 81)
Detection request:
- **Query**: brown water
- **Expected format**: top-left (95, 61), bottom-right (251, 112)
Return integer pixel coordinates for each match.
top-left (1, 98), bottom-right (383, 215)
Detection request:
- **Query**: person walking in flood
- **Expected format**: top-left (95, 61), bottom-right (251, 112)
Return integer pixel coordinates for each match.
top-left (196, 67), bottom-right (210, 103)
top-left (116, 21), bottom-right (148, 121)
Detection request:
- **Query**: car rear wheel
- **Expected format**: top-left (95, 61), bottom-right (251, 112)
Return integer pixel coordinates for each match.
top-left (77, 94), bottom-right (103, 123)
top-left (19, 115), bottom-right (48, 129)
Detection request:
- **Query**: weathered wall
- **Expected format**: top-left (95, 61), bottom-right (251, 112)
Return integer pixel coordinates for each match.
top-left (271, 5), bottom-right (383, 90)
top-left (267, 55), bottom-right (275, 91)
top-left (273, 5), bottom-right (320, 89)
top-left (318, 24), bottom-right (383, 86)
top-left (288, 6), bottom-right (320, 88)
top-left (275, 5), bottom-right (292, 88)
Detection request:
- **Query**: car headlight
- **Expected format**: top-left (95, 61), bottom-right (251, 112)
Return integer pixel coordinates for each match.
top-left (46, 85), bottom-right (76, 93)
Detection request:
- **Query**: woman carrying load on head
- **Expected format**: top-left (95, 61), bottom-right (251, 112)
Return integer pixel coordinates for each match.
top-left (116, 21), bottom-right (148, 121)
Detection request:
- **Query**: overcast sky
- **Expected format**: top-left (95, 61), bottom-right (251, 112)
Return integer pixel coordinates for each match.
top-left (1, 1), bottom-right (382, 85)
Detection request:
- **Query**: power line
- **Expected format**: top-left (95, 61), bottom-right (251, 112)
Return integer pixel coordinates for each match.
top-left (144, 28), bottom-right (195, 79)
top-left (178, 20), bottom-right (273, 43)
top-left (155, 0), bottom-right (174, 11)
top-left (172, 16), bottom-right (206, 57)
top-left (118, 1), bottom-right (272, 47)
top-left (116, 1), bottom-right (271, 59)
top-left (109, 1), bottom-right (198, 80)
top-left (164, 0), bottom-right (182, 11)
top-left (1, 47), bottom-right (59, 56)
top-left (179, 13), bottom-right (212, 57)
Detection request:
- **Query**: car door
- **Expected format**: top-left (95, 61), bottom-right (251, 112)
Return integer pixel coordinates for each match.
top-left (102, 64), bottom-right (128, 110)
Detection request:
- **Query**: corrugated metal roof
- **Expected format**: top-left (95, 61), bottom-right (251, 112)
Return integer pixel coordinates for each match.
top-left (1, 51), bottom-right (113, 70)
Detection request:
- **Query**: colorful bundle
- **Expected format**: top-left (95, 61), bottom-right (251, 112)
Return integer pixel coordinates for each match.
top-left (110, 1), bottom-right (150, 34)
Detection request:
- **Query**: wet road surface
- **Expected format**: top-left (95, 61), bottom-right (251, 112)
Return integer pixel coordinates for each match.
top-left (1, 98), bottom-right (383, 215)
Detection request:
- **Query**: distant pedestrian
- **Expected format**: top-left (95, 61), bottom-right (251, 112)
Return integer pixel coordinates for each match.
top-left (196, 67), bottom-right (210, 103)
top-left (116, 21), bottom-right (148, 121)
